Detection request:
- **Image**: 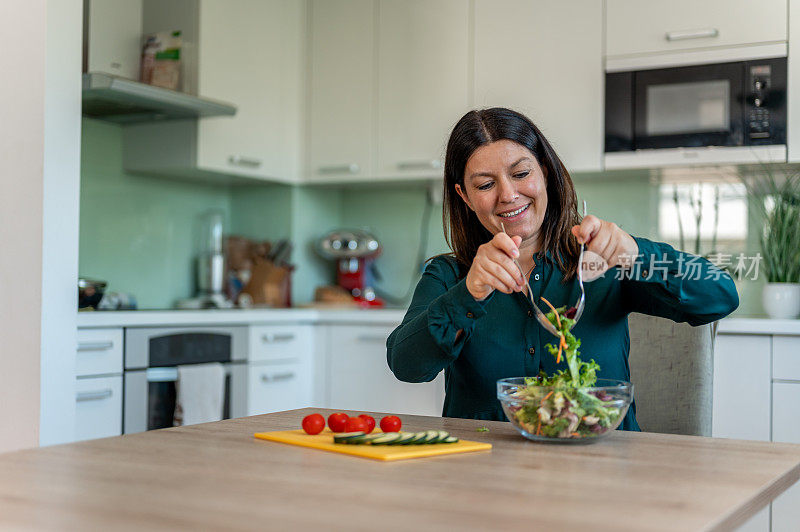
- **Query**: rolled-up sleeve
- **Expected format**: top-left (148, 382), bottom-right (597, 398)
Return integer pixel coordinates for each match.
top-left (387, 257), bottom-right (491, 383)
top-left (620, 236), bottom-right (739, 325)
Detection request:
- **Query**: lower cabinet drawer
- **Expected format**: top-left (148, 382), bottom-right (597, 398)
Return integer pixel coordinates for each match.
top-left (75, 375), bottom-right (122, 441)
top-left (76, 328), bottom-right (123, 377)
top-left (772, 336), bottom-right (800, 381)
top-left (247, 362), bottom-right (312, 416)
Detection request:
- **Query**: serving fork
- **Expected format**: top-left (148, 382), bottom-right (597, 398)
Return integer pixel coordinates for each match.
top-left (500, 200), bottom-right (587, 338)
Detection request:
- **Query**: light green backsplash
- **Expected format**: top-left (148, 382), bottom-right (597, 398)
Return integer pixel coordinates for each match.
top-left (80, 119), bottom-right (232, 309)
top-left (574, 172), bottom-right (660, 240)
top-left (80, 121), bottom-right (763, 313)
top-left (289, 186), bottom-right (344, 304)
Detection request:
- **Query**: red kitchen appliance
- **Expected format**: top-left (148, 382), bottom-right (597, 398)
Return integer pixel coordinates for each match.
top-left (317, 229), bottom-right (384, 307)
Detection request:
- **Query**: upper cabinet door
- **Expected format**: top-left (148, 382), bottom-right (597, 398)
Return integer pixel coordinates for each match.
top-left (474, 0), bottom-right (603, 173)
top-left (377, 0), bottom-right (470, 179)
top-left (308, 0), bottom-right (375, 182)
top-left (606, 0), bottom-right (787, 57)
top-left (196, 0), bottom-right (304, 182)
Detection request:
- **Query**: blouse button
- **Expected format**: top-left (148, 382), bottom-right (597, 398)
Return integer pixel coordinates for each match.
top-left (528, 347), bottom-right (535, 355)
top-left (534, 274), bottom-right (540, 281)
top-left (466, 311), bottom-right (474, 319)
top-left (527, 310), bottom-right (533, 317)
top-left (642, 269), bottom-right (649, 278)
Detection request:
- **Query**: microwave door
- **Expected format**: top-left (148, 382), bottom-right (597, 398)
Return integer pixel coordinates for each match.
top-left (633, 62), bottom-right (744, 150)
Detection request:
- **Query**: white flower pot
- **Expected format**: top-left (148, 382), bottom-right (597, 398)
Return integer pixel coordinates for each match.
top-left (762, 283), bottom-right (800, 319)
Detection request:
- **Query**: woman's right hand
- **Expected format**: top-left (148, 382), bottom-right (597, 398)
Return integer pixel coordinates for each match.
top-left (465, 233), bottom-right (526, 300)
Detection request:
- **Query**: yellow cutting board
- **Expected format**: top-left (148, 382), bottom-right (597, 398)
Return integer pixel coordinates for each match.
top-left (253, 429), bottom-right (492, 462)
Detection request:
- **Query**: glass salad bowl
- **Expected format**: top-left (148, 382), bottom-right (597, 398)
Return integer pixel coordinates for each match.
top-left (497, 377), bottom-right (633, 444)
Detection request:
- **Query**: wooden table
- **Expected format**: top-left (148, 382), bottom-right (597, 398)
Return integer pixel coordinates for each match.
top-left (1, 408), bottom-right (799, 531)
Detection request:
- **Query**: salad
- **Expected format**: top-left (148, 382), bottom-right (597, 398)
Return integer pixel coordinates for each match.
top-left (507, 299), bottom-right (623, 439)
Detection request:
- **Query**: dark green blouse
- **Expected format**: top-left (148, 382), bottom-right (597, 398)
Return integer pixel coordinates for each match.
top-left (386, 237), bottom-right (739, 431)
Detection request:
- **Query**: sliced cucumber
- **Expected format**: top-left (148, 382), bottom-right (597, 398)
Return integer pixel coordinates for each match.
top-left (442, 436), bottom-right (459, 443)
top-left (421, 430), bottom-right (441, 444)
top-left (371, 432), bottom-right (403, 445)
top-left (406, 432), bottom-right (428, 445)
top-left (391, 432), bottom-right (417, 445)
top-left (333, 431), bottom-right (366, 444)
top-left (433, 430), bottom-right (451, 443)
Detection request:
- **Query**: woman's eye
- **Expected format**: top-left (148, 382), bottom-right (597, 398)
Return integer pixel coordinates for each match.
top-left (513, 171), bottom-right (530, 179)
top-left (477, 182), bottom-right (493, 191)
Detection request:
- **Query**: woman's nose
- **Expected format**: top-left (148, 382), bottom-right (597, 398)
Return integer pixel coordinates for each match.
top-left (497, 177), bottom-right (518, 203)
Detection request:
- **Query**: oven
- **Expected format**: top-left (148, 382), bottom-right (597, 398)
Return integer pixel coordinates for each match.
top-left (123, 326), bottom-right (248, 434)
top-left (605, 55), bottom-right (787, 166)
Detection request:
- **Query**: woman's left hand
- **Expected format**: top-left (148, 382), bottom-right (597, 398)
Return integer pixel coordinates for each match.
top-left (571, 215), bottom-right (639, 274)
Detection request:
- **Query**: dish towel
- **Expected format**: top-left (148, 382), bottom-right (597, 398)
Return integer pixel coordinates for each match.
top-left (173, 362), bottom-right (226, 427)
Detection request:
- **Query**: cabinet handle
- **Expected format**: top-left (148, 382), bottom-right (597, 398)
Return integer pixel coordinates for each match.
top-left (261, 333), bottom-right (296, 343)
top-left (146, 366), bottom-right (233, 383)
top-left (261, 372), bottom-right (295, 383)
top-left (397, 160), bottom-right (442, 171)
top-left (356, 334), bottom-right (388, 343)
top-left (228, 155), bottom-right (263, 168)
top-left (76, 389), bottom-right (113, 402)
top-left (77, 341), bottom-right (114, 352)
top-left (318, 163), bottom-right (360, 175)
top-left (665, 28), bottom-right (719, 42)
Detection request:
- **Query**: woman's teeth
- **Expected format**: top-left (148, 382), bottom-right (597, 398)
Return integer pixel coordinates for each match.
top-left (498, 204), bottom-right (529, 218)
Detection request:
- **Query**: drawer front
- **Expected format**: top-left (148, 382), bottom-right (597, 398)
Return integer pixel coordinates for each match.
top-left (76, 328), bottom-right (123, 377)
top-left (247, 361), bottom-right (313, 416)
top-left (772, 382), bottom-right (800, 443)
top-left (75, 375), bottom-right (123, 441)
top-left (249, 325), bottom-right (313, 363)
top-left (606, 0), bottom-right (787, 57)
top-left (772, 335), bottom-right (800, 381)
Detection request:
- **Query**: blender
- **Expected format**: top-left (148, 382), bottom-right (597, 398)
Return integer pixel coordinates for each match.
top-left (177, 210), bottom-right (234, 309)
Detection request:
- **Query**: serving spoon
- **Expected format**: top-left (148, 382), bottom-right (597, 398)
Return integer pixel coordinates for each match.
top-left (500, 222), bottom-right (559, 337)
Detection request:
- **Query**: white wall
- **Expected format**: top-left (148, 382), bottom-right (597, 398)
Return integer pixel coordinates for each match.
top-left (40, 0), bottom-right (82, 446)
top-left (0, 0), bottom-right (46, 452)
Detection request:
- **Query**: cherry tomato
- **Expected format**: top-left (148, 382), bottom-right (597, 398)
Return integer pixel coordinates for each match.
top-left (327, 412), bottom-right (349, 433)
top-left (345, 417), bottom-right (367, 433)
top-left (380, 415), bottom-right (402, 433)
top-left (358, 414), bottom-right (376, 433)
top-left (301, 413), bottom-right (325, 435)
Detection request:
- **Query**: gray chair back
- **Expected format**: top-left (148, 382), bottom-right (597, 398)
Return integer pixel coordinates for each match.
top-left (627, 313), bottom-right (716, 436)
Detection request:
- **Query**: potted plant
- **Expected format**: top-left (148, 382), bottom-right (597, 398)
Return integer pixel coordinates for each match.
top-left (741, 167), bottom-right (800, 319)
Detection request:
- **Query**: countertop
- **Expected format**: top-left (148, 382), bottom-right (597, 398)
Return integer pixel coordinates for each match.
top-left (1, 408), bottom-right (799, 531)
top-left (77, 308), bottom-right (800, 336)
top-left (77, 307), bottom-right (407, 328)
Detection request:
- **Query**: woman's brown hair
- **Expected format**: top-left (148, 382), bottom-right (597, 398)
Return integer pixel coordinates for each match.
top-left (442, 107), bottom-right (581, 279)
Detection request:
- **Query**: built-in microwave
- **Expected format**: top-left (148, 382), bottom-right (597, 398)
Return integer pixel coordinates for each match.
top-left (605, 56), bottom-right (787, 168)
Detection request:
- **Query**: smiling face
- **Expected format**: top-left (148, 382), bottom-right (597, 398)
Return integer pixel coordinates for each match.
top-left (455, 139), bottom-right (548, 253)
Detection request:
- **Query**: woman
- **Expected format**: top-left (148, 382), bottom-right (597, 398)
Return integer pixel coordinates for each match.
top-left (386, 107), bottom-right (738, 430)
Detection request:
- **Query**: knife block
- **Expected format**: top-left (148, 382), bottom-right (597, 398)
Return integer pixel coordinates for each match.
top-left (239, 257), bottom-right (292, 308)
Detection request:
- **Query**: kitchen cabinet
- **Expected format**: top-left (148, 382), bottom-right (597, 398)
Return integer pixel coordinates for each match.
top-left (473, 0), bottom-right (603, 173)
top-left (713, 328), bottom-right (800, 532)
top-left (606, 0), bottom-right (787, 58)
top-left (247, 324), bottom-right (314, 415)
top-left (307, 0), bottom-right (375, 182)
top-left (248, 361), bottom-right (313, 416)
top-left (75, 375), bottom-right (123, 441)
top-left (124, 0), bottom-right (305, 183)
top-left (712, 334), bottom-right (771, 441)
top-left (375, 0), bottom-right (470, 180)
top-left (325, 324), bottom-right (445, 416)
top-left (75, 328), bottom-right (124, 441)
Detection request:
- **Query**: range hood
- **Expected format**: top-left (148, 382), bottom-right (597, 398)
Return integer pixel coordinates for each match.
top-left (82, 72), bottom-right (237, 124)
